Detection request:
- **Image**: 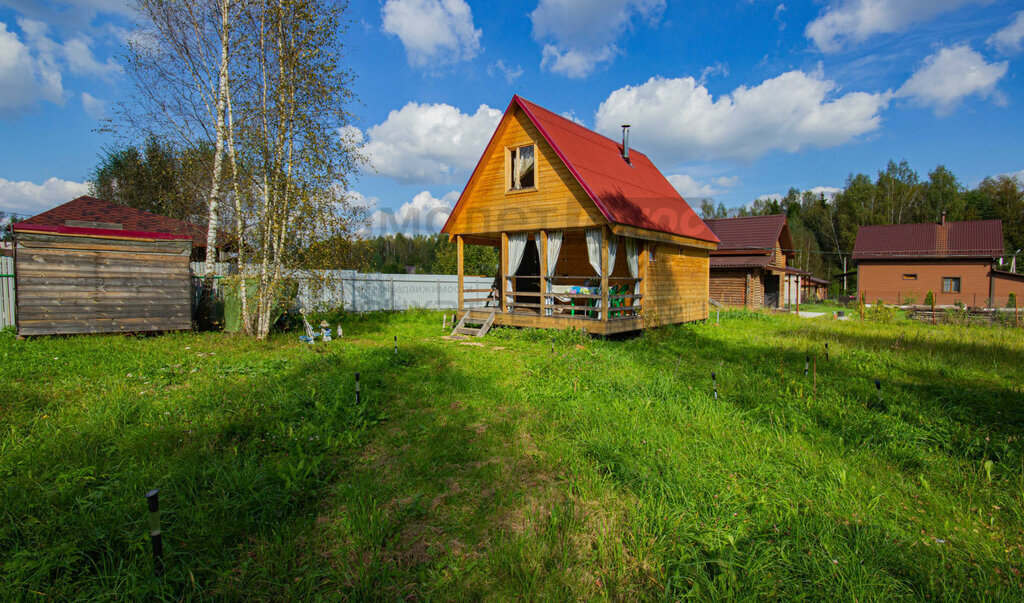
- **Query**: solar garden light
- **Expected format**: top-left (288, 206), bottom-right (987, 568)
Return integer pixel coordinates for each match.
top-left (805, 355), bottom-right (810, 377)
top-left (711, 371), bottom-right (718, 400)
top-left (144, 489), bottom-right (163, 576)
top-left (825, 342), bottom-right (829, 361)
top-left (394, 336), bottom-right (398, 357)
top-left (355, 372), bottom-right (361, 405)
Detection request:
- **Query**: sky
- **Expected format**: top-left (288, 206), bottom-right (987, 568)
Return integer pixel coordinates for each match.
top-left (1, 0), bottom-right (1023, 235)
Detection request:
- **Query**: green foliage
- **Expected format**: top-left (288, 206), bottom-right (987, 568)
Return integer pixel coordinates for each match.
top-left (89, 136), bottom-right (213, 226)
top-left (2, 312), bottom-right (1023, 598)
top-left (1007, 292), bottom-right (1017, 309)
top-left (924, 290), bottom-right (934, 306)
top-left (866, 299), bottom-right (898, 322)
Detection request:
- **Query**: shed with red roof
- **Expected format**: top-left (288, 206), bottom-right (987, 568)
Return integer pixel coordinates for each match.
top-left (11, 219), bottom-right (193, 336)
top-left (852, 216), bottom-right (1019, 307)
top-left (441, 95), bottom-right (718, 334)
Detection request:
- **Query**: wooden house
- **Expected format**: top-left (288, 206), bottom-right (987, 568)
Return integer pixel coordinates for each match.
top-left (703, 214), bottom-right (801, 309)
top-left (441, 95), bottom-right (719, 335)
top-left (853, 215), bottom-right (1023, 307)
top-left (12, 221), bottom-right (193, 336)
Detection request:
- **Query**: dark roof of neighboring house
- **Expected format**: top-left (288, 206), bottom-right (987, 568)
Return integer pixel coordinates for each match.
top-left (444, 96), bottom-right (719, 245)
top-left (990, 269), bottom-right (1024, 282)
top-left (853, 219), bottom-right (1003, 260)
top-left (805, 276), bottom-right (830, 286)
top-left (12, 222), bottom-right (193, 242)
top-left (15, 196), bottom-right (217, 248)
top-left (709, 255), bottom-right (771, 269)
top-left (703, 214), bottom-right (794, 256)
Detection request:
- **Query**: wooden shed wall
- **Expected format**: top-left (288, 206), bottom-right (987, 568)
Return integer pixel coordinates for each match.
top-left (15, 232), bottom-right (192, 336)
top-left (646, 244), bottom-right (709, 325)
top-left (710, 269), bottom-right (760, 309)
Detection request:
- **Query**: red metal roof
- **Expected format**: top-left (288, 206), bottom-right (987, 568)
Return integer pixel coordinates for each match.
top-left (443, 96), bottom-right (719, 245)
top-left (12, 222), bottom-right (193, 241)
top-left (703, 214), bottom-right (792, 255)
top-left (853, 220), bottom-right (1003, 260)
top-left (16, 196), bottom-right (215, 248)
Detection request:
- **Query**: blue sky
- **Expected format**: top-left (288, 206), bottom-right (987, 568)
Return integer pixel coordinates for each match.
top-left (1, 0), bottom-right (1023, 235)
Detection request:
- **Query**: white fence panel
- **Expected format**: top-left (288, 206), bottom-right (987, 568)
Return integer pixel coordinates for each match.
top-left (1, 256), bottom-right (15, 329)
top-left (187, 262), bottom-right (494, 312)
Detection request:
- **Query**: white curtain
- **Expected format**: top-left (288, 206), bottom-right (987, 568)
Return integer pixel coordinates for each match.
top-left (625, 238), bottom-right (639, 293)
top-left (506, 233), bottom-right (528, 298)
top-left (585, 228), bottom-right (602, 276)
top-left (608, 236), bottom-right (618, 277)
top-left (545, 231), bottom-right (563, 315)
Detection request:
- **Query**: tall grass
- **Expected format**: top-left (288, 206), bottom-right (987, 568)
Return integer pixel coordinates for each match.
top-left (1, 311), bottom-right (1022, 598)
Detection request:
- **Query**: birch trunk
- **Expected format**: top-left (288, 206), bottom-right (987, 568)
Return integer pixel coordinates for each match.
top-left (202, 0), bottom-right (231, 309)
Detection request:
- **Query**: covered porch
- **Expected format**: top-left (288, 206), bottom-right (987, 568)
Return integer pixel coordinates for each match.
top-left (455, 226), bottom-right (645, 335)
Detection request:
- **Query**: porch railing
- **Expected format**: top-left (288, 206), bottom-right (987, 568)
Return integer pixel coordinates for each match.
top-left (503, 275), bottom-right (642, 319)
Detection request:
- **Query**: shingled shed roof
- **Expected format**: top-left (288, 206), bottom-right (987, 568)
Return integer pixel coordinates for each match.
top-left (703, 214), bottom-right (793, 255)
top-left (853, 219), bottom-right (1003, 260)
top-left (16, 196), bottom-right (217, 248)
top-left (443, 96), bottom-right (719, 244)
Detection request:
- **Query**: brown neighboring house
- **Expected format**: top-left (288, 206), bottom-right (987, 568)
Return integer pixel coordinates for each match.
top-left (704, 214), bottom-right (800, 309)
top-left (18, 196), bottom-right (222, 261)
top-left (853, 215), bottom-right (1024, 307)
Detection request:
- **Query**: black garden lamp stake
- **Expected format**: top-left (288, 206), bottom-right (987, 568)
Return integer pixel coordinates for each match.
top-left (145, 489), bottom-right (163, 577)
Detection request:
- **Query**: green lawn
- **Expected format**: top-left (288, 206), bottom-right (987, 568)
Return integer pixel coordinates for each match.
top-left (2, 311), bottom-right (1023, 599)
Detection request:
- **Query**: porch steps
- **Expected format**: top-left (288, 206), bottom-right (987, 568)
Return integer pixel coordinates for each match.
top-left (452, 309), bottom-right (495, 337)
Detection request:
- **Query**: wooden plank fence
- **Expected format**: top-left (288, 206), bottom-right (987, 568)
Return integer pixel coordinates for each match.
top-left (1, 256), bottom-right (14, 329)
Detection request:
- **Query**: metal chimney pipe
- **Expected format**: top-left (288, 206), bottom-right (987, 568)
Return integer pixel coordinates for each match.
top-left (940, 211), bottom-right (946, 225)
top-left (621, 124), bottom-right (631, 161)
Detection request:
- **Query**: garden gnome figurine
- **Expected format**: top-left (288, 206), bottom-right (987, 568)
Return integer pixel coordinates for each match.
top-left (320, 320), bottom-right (332, 342)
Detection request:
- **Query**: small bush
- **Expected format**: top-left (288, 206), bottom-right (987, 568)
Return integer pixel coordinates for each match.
top-left (867, 299), bottom-right (898, 323)
top-left (1007, 292), bottom-right (1017, 309)
top-left (901, 292), bottom-right (918, 305)
top-left (923, 291), bottom-right (934, 306)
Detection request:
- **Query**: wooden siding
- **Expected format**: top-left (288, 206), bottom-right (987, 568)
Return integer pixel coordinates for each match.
top-left (15, 232), bottom-right (192, 336)
top-left (646, 244), bottom-right (709, 324)
top-left (709, 270), bottom-right (749, 308)
top-left (858, 259), bottom-right (994, 306)
top-left (993, 273), bottom-right (1024, 307)
top-left (447, 106), bottom-right (606, 236)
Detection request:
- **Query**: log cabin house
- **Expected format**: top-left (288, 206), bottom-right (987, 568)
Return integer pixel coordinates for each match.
top-left (853, 215), bottom-right (1024, 307)
top-left (441, 95), bottom-right (719, 335)
top-left (703, 214), bottom-right (802, 309)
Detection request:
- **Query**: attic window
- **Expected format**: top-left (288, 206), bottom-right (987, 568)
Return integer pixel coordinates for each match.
top-left (508, 145), bottom-right (535, 191)
top-left (902, 273), bottom-right (917, 280)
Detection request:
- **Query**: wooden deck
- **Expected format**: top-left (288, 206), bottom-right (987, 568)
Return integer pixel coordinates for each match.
top-left (458, 307), bottom-right (643, 335)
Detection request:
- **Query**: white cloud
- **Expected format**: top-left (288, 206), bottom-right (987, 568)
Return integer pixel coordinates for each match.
top-left (806, 0), bottom-right (986, 52)
top-left (81, 91), bottom-right (104, 119)
top-left (988, 11), bottom-right (1024, 54)
top-left (595, 70), bottom-right (891, 163)
top-left (809, 186), bottom-right (842, 199)
top-left (667, 174), bottom-right (740, 199)
top-left (531, 0), bottom-right (665, 78)
top-left (361, 102), bottom-right (502, 185)
top-left (381, 0), bottom-right (481, 68)
top-left (487, 60), bottom-right (523, 84)
top-left (365, 190), bottom-right (458, 235)
top-left (61, 36), bottom-right (120, 80)
top-left (896, 44), bottom-right (1007, 116)
top-left (0, 21), bottom-right (63, 116)
top-left (667, 174), bottom-right (720, 199)
top-left (0, 176), bottom-right (89, 214)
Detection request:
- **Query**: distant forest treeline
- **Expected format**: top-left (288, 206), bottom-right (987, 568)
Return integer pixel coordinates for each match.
top-left (699, 160), bottom-right (1024, 287)
top-left (70, 141), bottom-right (1024, 281)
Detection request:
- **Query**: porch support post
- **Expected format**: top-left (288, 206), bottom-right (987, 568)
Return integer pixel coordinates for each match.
top-left (500, 232), bottom-right (509, 314)
top-left (456, 235), bottom-right (464, 311)
top-left (601, 226), bottom-right (610, 321)
top-left (638, 240), bottom-right (648, 316)
top-left (539, 230), bottom-right (548, 317)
